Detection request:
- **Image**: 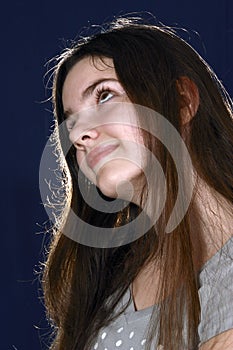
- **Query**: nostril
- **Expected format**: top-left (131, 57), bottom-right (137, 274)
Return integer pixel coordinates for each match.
top-left (74, 134), bottom-right (90, 150)
top-left (72, 128), bottom-right (99, 149)
top-left (81, 134), bottom-right (90, 141)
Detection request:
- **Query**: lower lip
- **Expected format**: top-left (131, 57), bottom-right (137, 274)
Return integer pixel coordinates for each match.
top-left (87, 145), bottom-right (118, 169)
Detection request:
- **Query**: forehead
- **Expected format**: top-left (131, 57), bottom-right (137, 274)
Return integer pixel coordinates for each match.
top-left (73, 55), bottom-right (114, 73)
top-left (63, 56), bottom-right (115, 91)
top-left (62, 56), bottom-right (116, 110)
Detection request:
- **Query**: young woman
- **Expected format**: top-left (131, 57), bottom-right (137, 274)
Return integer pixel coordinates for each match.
top-left (42, 16), bottom-right (233, 350)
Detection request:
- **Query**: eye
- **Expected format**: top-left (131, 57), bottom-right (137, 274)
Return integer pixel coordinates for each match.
top-left (95, 88), bottom-right (114, 104)
top-left (65, 116), bottom-right (76, 132)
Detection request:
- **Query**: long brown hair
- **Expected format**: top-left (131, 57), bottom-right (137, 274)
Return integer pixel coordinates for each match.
top-left (42, 17), bottom-right (233, 350)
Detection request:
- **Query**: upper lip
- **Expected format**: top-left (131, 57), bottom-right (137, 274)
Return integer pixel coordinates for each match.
top-left (86, 143), bottom-right (118, 169)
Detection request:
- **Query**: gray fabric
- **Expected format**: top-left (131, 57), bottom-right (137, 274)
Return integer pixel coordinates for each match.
top-left (92, 237), bottom-right (233, 350)
top-left (198, 236), bottom-right (233, 346)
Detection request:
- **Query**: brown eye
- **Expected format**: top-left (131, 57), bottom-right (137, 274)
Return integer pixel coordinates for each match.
top-left (98, 90), bottom-right (114, 104)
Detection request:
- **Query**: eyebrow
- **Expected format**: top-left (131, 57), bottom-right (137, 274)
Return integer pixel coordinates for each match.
top-left (82, 78), bottom-right (118, 99)
top-left (63, 78), bottom-right (118, 118)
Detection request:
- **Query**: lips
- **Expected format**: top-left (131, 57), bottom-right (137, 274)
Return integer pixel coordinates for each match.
top-left (86, 144), bottom-right (118, 169)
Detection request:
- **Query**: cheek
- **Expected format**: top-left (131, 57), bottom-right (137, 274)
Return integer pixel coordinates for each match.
top-left (104, 124), bottom-right (144, 144)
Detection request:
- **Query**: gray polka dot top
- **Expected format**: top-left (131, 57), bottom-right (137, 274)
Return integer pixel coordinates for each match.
top-left (93, 237), bottom-right (233, 349)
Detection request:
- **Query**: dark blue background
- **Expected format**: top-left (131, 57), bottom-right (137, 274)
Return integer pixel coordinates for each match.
top-left (2, 1), bottom-right (232, 349)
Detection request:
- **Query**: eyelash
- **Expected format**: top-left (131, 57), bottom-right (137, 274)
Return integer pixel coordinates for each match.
top-left (94, 86), bottom-right (114, 104)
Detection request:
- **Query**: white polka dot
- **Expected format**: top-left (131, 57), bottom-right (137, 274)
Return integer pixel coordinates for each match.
top-left (101, 332), bottom-right (107, 340)
top-left (117, 327), bottom-right (124, 333)
top-left (94, 342), bottom-right (98, 349)
top-left (141, 338), bottom-right (146, 345)
top-left (116, 339), bottom-right (123, 347)
top-left (130, 347), bottom-right (134, 350)
top-left (129, 331), bottom-right (134, 339)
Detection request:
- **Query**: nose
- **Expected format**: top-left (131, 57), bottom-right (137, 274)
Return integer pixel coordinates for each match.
top-left (70, 126), bottom-right (100, 150)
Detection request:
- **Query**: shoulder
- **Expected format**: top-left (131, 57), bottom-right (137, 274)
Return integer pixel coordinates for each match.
top-left (198, 236), bottom-right (233, 347)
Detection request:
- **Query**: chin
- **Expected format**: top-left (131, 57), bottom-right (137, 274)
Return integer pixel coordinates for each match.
top-left (96, 171), bottom-right (119, 198)
top-left (95, 164), bottom-right (142, 202)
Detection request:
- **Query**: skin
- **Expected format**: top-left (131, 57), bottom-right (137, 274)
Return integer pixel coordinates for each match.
top-left (62, 56), bottom-right (146, 202)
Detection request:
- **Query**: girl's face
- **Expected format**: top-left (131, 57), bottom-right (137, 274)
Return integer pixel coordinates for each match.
top-left (62, 56), bottom-right (146, 202)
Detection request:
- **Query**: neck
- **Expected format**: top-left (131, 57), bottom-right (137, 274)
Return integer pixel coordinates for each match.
top-left (190, 177), bottom-right (233, 269)
top-left (130, 176), bottom-right (233, 311)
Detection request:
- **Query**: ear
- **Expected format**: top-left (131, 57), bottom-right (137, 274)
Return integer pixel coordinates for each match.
top-left (176, 76), bottom-right (199, 125)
